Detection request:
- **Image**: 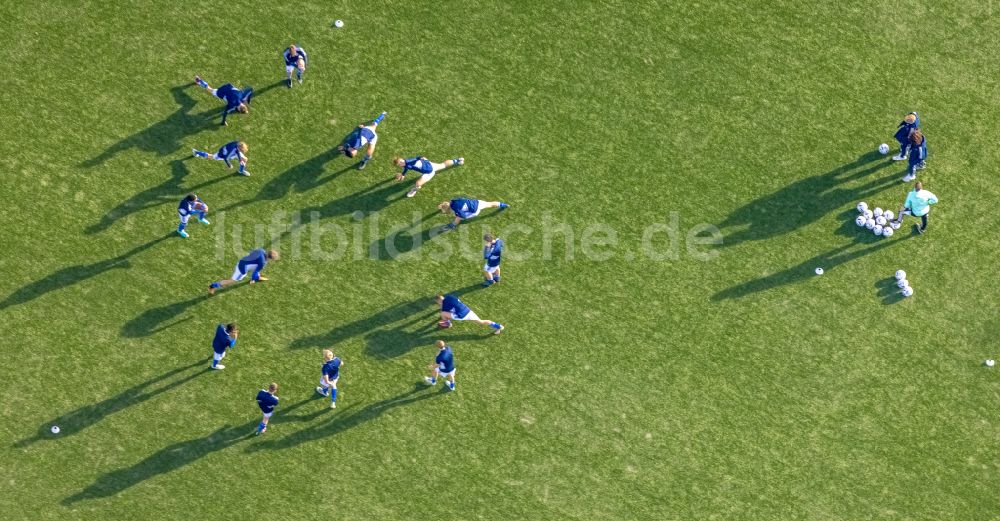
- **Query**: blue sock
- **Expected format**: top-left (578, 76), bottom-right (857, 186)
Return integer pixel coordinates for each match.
top-left (429, 377), bottom-right (436, 384)
top-left (373, 112), bottom-right (386, 124)
top-left (211, 358), bottom-right (217, 368)
top-left (297, 70), bottom-right (303, 80)
top-left (490, 322), bottom-right (501, 329)
top-left (196, 78), bottom-right (208, 88)
top-left (194, 150), bottom-right (209, 158)
top-left (210, 282), bottom-right (221, 289)
top-left (178, 223), bottom-right (186, 233)
top-left (330, 389), bottom-right (337, 403)
top-left (239, 164), bottom-right (246, 174)
top-left (257, 422), bottom-right (265, 432)
top-left (499, 202), bottom-right (509, 209)
top-left (495, 275), bottom-right (500, 282)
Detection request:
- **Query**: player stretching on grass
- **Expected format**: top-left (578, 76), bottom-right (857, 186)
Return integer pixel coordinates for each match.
top-left (436, 293), bottom-right (504, 334)
top-left (193, 76), bottom-right (252, 126)
top-left (481, 233), bottom-right (503, 287)
top-left (337, 111), bottom-right (386, 170)
top-left (177, 193), bottom-right (210, 238)
top-left (425, 341), bottom-right (456, 391)
top-left (255, 382), bottom-right (279, 435)
top-left (394, 155), bottom-right (464, 198)
top-left (438, 198), bottom-right (508, 230)
top-left (282, 44), bottom-right (308, 87)
top-left (211, 323), bottom-right (238, 370)
top-left (315, 349), bottom-right (343, 409)
top-left (209, 248), bottom-right (279, 294)
top-left (193, 141), bottom-right (251, 176)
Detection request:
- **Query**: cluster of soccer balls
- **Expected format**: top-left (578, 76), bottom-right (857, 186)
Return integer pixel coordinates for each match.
top-left (894, 269), bottom-right (914, 298)
top-left (854, 202), bottom-right (899, 237)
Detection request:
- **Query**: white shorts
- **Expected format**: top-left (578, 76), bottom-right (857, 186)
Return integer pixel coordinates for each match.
top-left (179, 211), bottom-right (191, 224)
top-left (213, 351), bottom-right (226, 362)
top-left (437, 366), bottom-right (456, 378)
top-left (483, 263), bottom-right (499, 274)
top-left (231, 263), bottom-right (259, 281)
top-left (418, 162), bottom-right (448, 183)
top-left (454, 310), bottom-right (481, 322)
top-left (262, 411), bottom-right (273, 419)
top-left (318, 376), bottom-right (339, 388)
top-left (285, 65), bottom-right (296, 74)
top-left (465, 200), bottom-right (489, 218)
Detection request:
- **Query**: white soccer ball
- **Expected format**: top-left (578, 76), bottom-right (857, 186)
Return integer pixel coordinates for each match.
top-left (896, 278), bottom-right (909, 289)
top-left (882, 226), bottom-right (894, 237)
top-left (875, 216), bottom-right (887, 226)
top-left (863, 209), bottom-right (873, 219)
top-left (884, 210), bottom-right (894, 220)
top-left (865, 219), bottom-right (876, 230)
top-left (854, 215), bottom-right (867, 227)
top-left (987, 359), bottom-right (996, 367)
top-left (51, 425), bottom-right (60, 434)
top-left (334, 19), bottom-right (344, 28)
top-left (873, 224), bottom-right (884, 236)
top-left (901, 286), bottom-right (914, 297)
top-left (873, 207), bottom-right (884, 218)
top-left (857, 202), bottom-right (869, 213)
top-left (814, 267), bottom-right (824, 275)
top-left (895, 270), bottom-right (906, 280)
top-left (890, 221), bottom-right (901, 230)
top-left (878, 143), bottom-right (890, 155)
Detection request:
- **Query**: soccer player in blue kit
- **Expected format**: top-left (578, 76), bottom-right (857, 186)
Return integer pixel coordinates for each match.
top-left (903, 130), bottom-right (928, 182)
top-left (425, 340), bottom-right (457, 391)
top-left (211, 323), bottom-right (238, 370)
top-left (209, 248), bottom-right (279, 295)
top-left (192, 141), bottom-right (251, 176)
top-left (438, 198), bottom-right (509, 230)
top-left (337, 111), bottom-right (386, 170)
top-left (176, 193), bottom-right (210, 238)
top-left (315, 349), bottom-right (343, 409)
top-left (892, 112), bottom-right (920, 161)
top-left (282, 44), bottom-right (308, 87)
top-left (482, 233), bottom-right (503, 287)
top-left (255, 382), bottom-right (279, 435)
top-left (193, 76), bottom-right (253, 126)
top-left (436, 293), bottom-right (504, 334)
top-left (393, 155), bottom-right (464, 198)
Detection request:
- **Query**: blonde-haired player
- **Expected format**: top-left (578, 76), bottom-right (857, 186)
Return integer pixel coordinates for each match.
top-left (282, 44), bottom-right (308, 87)
top-left (314, 349), bottom-right (343, 408)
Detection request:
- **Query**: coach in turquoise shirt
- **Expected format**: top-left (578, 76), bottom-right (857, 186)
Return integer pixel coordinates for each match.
top-left (893, 182), bottom-right (938, 234)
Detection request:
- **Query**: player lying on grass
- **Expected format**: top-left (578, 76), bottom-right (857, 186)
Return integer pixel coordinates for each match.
top-left (193, 141), bottom-right (251, 176)
top-left (394, 155), bottom-right (464, 198)
top-left (892, 112), bottom-right (920, 161)
top-left (211, 323), bottom-right (238, 370)
top-left (436, 293), bottom-right (504, 334)
top-left (255, 383), bottom-right (279, 435)
top-left (315, 349), bottom-right (342, 409)
top-left (482, 233), bottom-right (503, 287)
top-left (337, 111), bottom-right (386, 170)
top-left (209, 248), bottom-right (279, 294)
top-left (282, 44), bottom-right (308, 87)
top-left (193, 76), bottom-right (253, 126)
top-left (438, 198), bottom-right (508, 230)
top-left (176, 193), bottom-right (210, 238)
top-left (425, 341), bottom-right (456, 391)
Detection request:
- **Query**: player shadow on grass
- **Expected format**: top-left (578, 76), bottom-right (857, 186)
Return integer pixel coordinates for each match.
top-left (218, 148), bottom-right (355, 214)
top-left (81, 85), bottom-right (212, 167)
top-left (368, 209), bottom-right (506, 261)
top-left (15, 361), bottom-right (208, 448)
top-left (711, 234), bottom-right (915, 300)
top-left (717, 151), bottom-right (898, 248)
top-left (290, 284), bottom-right (484, 354)
top-left (86, 158), bottom-right (232, 234)
top-left (120, 293), bottom-right (213, 338)
top-left (62, 420), bottom-right (257, 504)
top-left (246, 384), bottom-right (444, 452)
top-left (0, 234), bottom-right (171, 311)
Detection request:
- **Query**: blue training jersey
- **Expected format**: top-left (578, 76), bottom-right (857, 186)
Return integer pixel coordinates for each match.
top-left (322, 358), bottom-right (342, 380)
top-left (436, 347), bottom-right (455, 373)
top-left (256, 390), bottom-right (279, 413)
top-left (217, 141), bottom-right (245, 167)
top-left (215, 84), bottom-right (242, 109)
top-left (894, 113), bottom-right (920, 143)
top-left (401, 157), bottom-right (433, 176)
top-left (909, 137), bottom-right (927, 163)
top-left (345, 127), bottom-right (376, 150)
top-left (237, 248), bottom-right (267, 278)
top-left (450, 199), bottom-right (479, 219)
top-left (212, 324), bottom-right (235, 354)
top-left (178, 196), bottom-right (202, 215)
top-left (484, 239), bottom-right (503, 267)
top-left (283, 47), bottom-right (308, 66)
top-left (440, 294), bottom-right (471, 318)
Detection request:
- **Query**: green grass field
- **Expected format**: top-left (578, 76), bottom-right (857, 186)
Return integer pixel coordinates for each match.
top-left (3, 1), bottom-right (1000, 519)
